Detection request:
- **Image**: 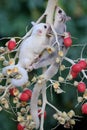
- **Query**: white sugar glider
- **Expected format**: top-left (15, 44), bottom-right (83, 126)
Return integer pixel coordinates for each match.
top-left (2, 23), bottom-right (51, 87)
top-left (30, 7), bottom-right (71, 129)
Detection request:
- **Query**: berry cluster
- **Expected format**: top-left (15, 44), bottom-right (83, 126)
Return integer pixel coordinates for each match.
top-left (70, 60), bottom-right (87, 78)
top-left (9, 87), bottom-right (32, 101)
top-left (9, 87), bottom-right (34, 130)
top-left (69, 60), bottom-right (87, 115)
top-left (0, 85), bottom-right (47, 130)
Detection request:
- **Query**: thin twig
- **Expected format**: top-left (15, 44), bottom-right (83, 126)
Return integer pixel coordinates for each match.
top-left (0, 84), bottom-right (12, 100)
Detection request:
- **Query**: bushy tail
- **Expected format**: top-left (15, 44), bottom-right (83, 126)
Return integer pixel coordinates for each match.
top-left (2, 65), bottom-right (28, 87)
top-left (30, 63), bottom-right (58, 129)
top-left (30, 82), bottom-right (43, 129)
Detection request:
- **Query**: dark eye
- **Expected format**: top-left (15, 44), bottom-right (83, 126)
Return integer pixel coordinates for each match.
top-left (58, 9), bottom-right (62, 14)
top-left (44, 25), bottom-right (47, 29)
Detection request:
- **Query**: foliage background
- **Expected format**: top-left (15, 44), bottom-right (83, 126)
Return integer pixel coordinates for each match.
top-left (0, 0), bottom-right (87, 130)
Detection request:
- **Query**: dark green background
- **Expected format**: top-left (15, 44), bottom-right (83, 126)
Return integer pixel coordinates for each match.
top-left (0, 0), bottom-right (87, 43)
top-left (0, 0), bottom-right (87, 130)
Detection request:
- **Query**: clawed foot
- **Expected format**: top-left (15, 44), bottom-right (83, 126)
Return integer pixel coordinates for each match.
top-left (28, 66), bottom-right (34, 71)
top-left (32, 63), bottom-right (39, 69)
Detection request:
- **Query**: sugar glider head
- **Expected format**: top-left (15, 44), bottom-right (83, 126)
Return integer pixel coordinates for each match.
top-left (31, 23), bottom-right (51, 37)
top-left (55, 6), bottom-right (71, 23)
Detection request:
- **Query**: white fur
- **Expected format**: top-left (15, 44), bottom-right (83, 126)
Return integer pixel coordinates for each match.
top-left (2, 65), bottom-right (28, 87)
top-left (2, 23), bottom-right (50, 87)
top-left (30, 83), bottom-right (42, 129)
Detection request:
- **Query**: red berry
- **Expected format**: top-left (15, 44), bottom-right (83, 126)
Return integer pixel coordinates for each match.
top-left (23, 89), bottom-right (32, 99)
top-left (17, 123), bottom-right (25, 130)
top-left (77, 82), bottom-right (86, 93)
top-left (7, 38), bottom-right (16, 51)
top-left (71, 64), bottom-right (82, 73)
top-left (82, 103), bottom-right (87, 114)
top-left (63, 32), bottom-right (72, 47)
top-left (19, 92), bottom-right (29, 102)
top-left (38, 109), bottom-right (47, 119)
top-left (70, 70), bottom-right (78, 78)
top-left (78, 60), bottom-right (87, 70)
top-left (9, 87), bottom-right (18, 96)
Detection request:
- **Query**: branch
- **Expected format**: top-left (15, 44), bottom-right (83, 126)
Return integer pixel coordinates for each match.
top-left (23, 0), bottom-right (57, 40)
top-left (0, 84), bottom-right (12, 100)
top-left (30, 0), bottom-right (59, 129)
top-left (45, 0), bottom-right (57, 24)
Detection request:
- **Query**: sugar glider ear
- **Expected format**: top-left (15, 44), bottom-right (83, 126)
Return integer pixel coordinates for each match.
top-left (66, 16), bottom-right (71, 21)
top-left (31, 21), bottom-right (36, 26)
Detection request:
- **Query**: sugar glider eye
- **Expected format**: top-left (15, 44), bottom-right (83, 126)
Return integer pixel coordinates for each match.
top-left (44, 25), bottom-right (47, 29)
top-left (58, 9), bottom-right (62, 14)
